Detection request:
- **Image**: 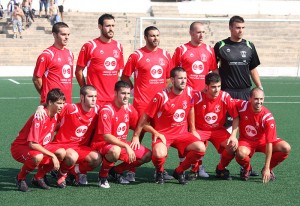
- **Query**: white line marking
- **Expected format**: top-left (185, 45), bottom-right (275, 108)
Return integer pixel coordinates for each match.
top-left (266, 96), bottom-right (300, 98)
top-left (265, 102), bottom-right (300, 104)
top-left (8, 79), bottom-right (20, 84)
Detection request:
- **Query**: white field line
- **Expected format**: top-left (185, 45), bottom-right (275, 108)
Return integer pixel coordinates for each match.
top-left (8, 79), bottom-right (20, 84)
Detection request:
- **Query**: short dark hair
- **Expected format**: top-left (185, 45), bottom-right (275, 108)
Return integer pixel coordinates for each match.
top-left (46, 88), bottom-right (65, 105)
top-left (144, 26), bottom-right (159, 37)
top-left (114, 80), bottom-right (131, 92)
top-left (170, 66), bottom-right (186, 78)
top-left (250, 87), bottom-right (264, 98)
top-left (80, 85), bottom-right (96, 96)
top-left (189, 21), bottom-right (203, 31)
top-left (229, 15), bottom-right (244, 26)
top-left (52, 22), bottom-right (69, 34)
top-left (205, 73), bottom-right (221, 85)
top-left (98, 13), bottom-right (115, 26)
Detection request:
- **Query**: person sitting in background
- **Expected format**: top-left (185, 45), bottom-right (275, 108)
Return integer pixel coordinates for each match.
top-left (49, 0), bottom-right (60, 25)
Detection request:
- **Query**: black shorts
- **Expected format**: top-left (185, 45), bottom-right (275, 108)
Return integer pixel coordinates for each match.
top-left (58, 5), bottom-right (64, 13)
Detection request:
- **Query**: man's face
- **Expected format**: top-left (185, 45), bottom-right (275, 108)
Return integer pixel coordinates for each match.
top-left (99, 19), bottom-right (115, 39)
top-left (190, 23), bottom-right (206, 45)
top-left (172, 71), bottom-right (187, 92)
top-left (229, 22), bottom-right (245, 41)
top-left (54, 27), bottom-right (70, 47)
top-left (145, 29), bottom-right (160, 48)
top-left (206, 81), bottom-right (221, 99)
top-left (249, 89), bottom-right (264, 112)
top-left (115, 87), bottom-right (131, 106)
top-left (81, 89), bottom-right (97, 109)
top-left (51, 99), bottom-right (65, 114)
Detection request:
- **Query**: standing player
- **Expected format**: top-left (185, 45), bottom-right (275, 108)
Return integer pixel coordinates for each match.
top-left (172, 21), bottom-right (218, 178)
top-left (190, 73), bottom-right (239, 180)
top-left (91, 81), bottom-right (151, 188)
top-left (11, 89), bottom-right (66, 192)
top-left (32, 22), bottom-right (74, 104)
top-left (214, 15), bottom-right (263, 176)
top-left (235, 88), bottom-right (290, 183)
top-left (121, 26), bottom-right (173, 181)
top-left (76, 13), bottom-right (124, 106)
top-left (133, 67), bottom-right (206, 185)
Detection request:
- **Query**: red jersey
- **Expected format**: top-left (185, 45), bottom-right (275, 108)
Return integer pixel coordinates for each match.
top-left (76, 38), bottom-right (124, 102)
top-left (194, 90), bottom-right (238, 131)
top-left (145, 86), bottom-right (193, 135)
top-left (92, 102), bottom-right (139, 143)
top-left (12, 108), bottom-right (57, 146)
top-left (172, 42), bottom-right (217, 91)
top-left (52, 103), bottom-right (99, 145)
top-left (235, 100), bottom-right (278, 144)
top-left (33, 45), bottom-right (74, 104)
top-left (123, 47), bottom-right (172, 109)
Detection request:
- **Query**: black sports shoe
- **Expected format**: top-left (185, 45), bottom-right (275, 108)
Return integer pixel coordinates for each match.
top-left (173, 170), bottom-right (188, 185)
top-left (16, 177), bottom-right (30, 192)
top-left (216, 167), bottom-right (232, 180)
top-left (155, 171), bottom-right (165, 184)
top-left (240, 169), bottom-right (251, 181)
top-left (108, 167), bottom-right (129, 184)
top-left (50, 170), bottom-right (58, 179)
top-left (240, 166), bottom-right (259, 177)
top-left (31, 177), bottom-right (51, 189)
top-left (187, 171), bottom-right (198, 181)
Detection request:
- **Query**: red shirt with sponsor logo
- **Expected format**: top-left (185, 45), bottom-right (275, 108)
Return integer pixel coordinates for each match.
top-left (77, 38), bottom-right (124, 102)
top-left (194, 90), bottom-right (238, 131)
top-left (92, 102), bottom-right (138, 143)
top-left (172, 42), bottom-right (217, 91)
top-left (123, 47), bottom-right (172, 109)
top-left (235, 99), bottom-right (277, 144)
top-left (33, 45), bottom-right (74, 104)
top-left (12, 108), bottom-right (57, 146)
top-left (52, 103), bottom-right (99, 145)
top-left (145, 86), bottom-right (193, 134)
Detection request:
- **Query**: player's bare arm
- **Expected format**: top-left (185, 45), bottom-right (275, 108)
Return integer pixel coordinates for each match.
top-left (32, 76), bottom-right (43, 94)
top-left (75, 65), bottom-right (86, 87)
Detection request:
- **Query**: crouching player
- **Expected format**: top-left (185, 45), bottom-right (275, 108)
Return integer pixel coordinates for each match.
top-left (11, 88), bottom-right (66, 192)
top-left (235, 87), bottom-right (291, 183)
top-left (91, 81), bottom-right (151, 189)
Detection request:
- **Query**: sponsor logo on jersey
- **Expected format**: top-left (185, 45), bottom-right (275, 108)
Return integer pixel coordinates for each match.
top-left (173, 109), bottom-right (185, 123)
top-left (204, 112), bottom-right (218, 124)
top-left (104, 57), bottom-right (117, 71)
top-left (150, 65), bottom-right (163, 79)
top-left (117, 122), bottom-right (126, 136)
top-left (62, 64), bottom-right (72, 78)
top-left (245, 125), bottom-right (257, 137)
top-left (43, 133), bottom-right (52, 145)
top-left (192, 60), bottom-right (204, 74)
top-left (75, 125), bottom-right (88, 137)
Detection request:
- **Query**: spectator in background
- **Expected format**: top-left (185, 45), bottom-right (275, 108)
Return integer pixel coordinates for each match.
top-left (22, 0), bottom-right (34, 27)
top-left (55, 0), bottom-right (65, 22)
top-left (11, 3), bottom-right (24, 39)
top-left (49, 0), bottom-right (60, 25)
top-left (39, 0), bottom-right (48, 18)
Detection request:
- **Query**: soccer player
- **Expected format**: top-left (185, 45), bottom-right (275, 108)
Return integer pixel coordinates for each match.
top-left (190, 73), bottom-right (239, 180)
top-left (11, 88), bottom-right (66, 192)
top-left (133, 67), bottom-right (206, 185)
top-left (172, 21), bottom-right (218, 178)
top-left (214, 15), bottom-right (262, 176)
top-left (33, 22), bottom-right (74, 104)
top-left (76, 13), bottom-right (124, 106)
top-left (50, 85), bottom-right (102, 188)
top-left (235, 88), bottom-right (291, 183)
top-left (121, 26), bottom-right (173, 181)
top-left (91, 81), bottom-right (151, 189)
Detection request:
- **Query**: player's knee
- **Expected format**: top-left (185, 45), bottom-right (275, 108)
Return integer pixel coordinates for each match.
top-left (152, 144), bottom-right (167, 158)
top-left (282, 142), bottom-right (291, 154)
top-left (107, 146), bottom-right (121, 161)
top-left (236, 147), bottom-right (248, 159)
top-left (55, 148), bottom-right (66, 161)
top-left (65, 150), bottom-right (79, 165)
top-left (32, 154), bottom-right (43, 164)
top-left (88, 151), bottom-right (102, 167)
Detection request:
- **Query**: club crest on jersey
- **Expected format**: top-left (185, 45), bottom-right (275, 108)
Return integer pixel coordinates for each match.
top-left (201, 54), bottom-right (207, 62)
top-left (159, 58), bottom-right (165, 66)
top-left (215, 105), bottom-right (221, 113)
top-left (35, 122), bottom-right (40, 128)
top-left (182, 100), bottom-right (187, 109)
top-left (124, 114), bottom-right (129, 122)
top-left (113, 50), bottom-right (119, 58)
top-left (240, 51), bottom-right (247, 58)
